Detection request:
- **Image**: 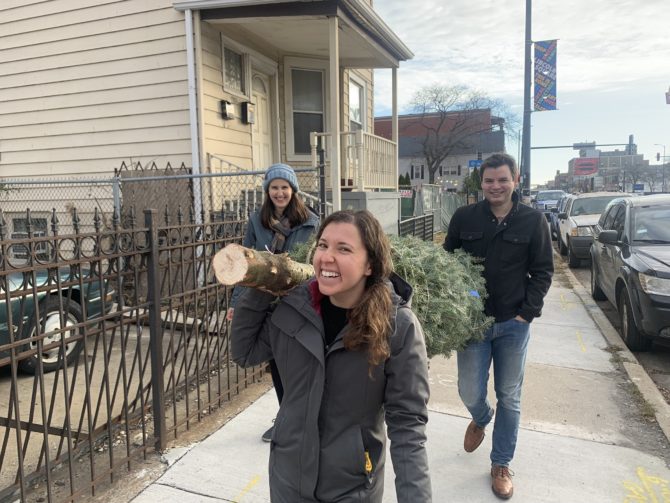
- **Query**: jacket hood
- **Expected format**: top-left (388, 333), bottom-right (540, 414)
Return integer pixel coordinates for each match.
top-left (389, 272), bottom-right (413, 308)
top-left (304, 272), bottom-right (414, 314)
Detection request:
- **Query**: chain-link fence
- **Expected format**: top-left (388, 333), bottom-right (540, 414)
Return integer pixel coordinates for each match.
top-left (0, 161), bottom-right (326, 241)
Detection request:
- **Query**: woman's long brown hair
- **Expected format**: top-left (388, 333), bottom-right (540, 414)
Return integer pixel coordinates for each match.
top-left (316, 210), bottom-right (394, 366)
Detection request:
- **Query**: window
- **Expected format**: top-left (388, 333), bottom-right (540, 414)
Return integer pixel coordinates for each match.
top-left (221, 36), bottom-right (251, 97)
top-left (439, 165), bottom-right (443, 177)
top-left (224, 47), bottom-right (245, 94)
top-left (285, 58), bottom-right (329, 159)
top-left (291, 69), bottom-right (324, 154)
top-left (348, 77), bottom-right (365, 132)
top-left (457, 165), bottom-right (462, 176)
top-left (600, 206), bottom-right (616, 228)
top-left (611, 206), bottom-right (626, 239)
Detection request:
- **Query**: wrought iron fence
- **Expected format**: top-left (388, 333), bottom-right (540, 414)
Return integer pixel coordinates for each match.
top-left (0, 204), bottom-right (268, 503)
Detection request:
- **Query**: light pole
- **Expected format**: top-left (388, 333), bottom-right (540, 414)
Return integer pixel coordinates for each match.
top-left (654, 143), bottom-right (667, 192)
top-left (521, 0), bottom-right (532, 193)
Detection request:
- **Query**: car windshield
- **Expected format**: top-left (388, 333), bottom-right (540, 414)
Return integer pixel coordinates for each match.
top-left (570, 196), bottom-right (620, 216)
top-left (536, 191), bottom-right (564, 201)
top-left (632, 205), bottom-right (670, 243)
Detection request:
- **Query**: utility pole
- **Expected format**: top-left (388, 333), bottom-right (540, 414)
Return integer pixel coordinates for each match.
top-left (655, 143), bottom-right (667, 192)
top-left (521, 0), bottom-right (532, 192)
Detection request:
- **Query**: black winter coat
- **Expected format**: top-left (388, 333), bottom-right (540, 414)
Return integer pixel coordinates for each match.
top-left (444, 193), bottom-right (553, 323)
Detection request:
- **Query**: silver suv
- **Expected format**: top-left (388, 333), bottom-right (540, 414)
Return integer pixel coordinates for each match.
top-left (533, 190), bottom-right (566, 220)
top-left (557, 192), bottom-right (631, 268)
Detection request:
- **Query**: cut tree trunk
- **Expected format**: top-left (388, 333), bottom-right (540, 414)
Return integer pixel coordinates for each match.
top-left (212, 243), bottom-right (314, 295)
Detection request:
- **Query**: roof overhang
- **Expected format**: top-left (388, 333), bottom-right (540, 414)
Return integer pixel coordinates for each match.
top-left (173, 0), bottom-right (413, 68)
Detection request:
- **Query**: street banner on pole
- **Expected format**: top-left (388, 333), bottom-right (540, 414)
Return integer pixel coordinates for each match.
top-left (534, 40), bottom-right (557, 111)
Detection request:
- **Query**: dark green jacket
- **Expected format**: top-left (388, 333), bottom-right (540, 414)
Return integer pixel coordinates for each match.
top-left (231, 276), bottom-right (431, 502)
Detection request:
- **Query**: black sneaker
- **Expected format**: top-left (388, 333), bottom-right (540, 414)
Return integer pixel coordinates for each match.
top-left (262, 423), bottom-right (275, 442)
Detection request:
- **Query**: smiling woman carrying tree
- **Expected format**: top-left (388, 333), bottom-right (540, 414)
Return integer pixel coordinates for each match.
top-left (231, 210), bottom-right (432, 502)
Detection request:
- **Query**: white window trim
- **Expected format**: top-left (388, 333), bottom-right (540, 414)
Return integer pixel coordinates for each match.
top-left (221, 34), bottom-right (251, 99)
top-left (348, 72), bottom-right (367, 132)
top-left (284, 56), bottom-right (330, 162)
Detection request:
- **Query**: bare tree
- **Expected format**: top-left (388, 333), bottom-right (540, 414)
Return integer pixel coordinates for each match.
top-left (408, 84), bottom-right (519, 184)
top-left (639, 169), bottom-right (661, 193)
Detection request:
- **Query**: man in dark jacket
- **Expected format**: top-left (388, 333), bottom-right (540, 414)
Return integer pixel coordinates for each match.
top-left (444, 153), bottom-right (553, 500)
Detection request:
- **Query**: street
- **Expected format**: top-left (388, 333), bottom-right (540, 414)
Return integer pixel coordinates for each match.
top-left (554, 239), bottom-right (670, 404)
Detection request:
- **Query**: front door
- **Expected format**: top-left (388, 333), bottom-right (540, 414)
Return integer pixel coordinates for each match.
top-left (251, 72), bottom-right (274, 171)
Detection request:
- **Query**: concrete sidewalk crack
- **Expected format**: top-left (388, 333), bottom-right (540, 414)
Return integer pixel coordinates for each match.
top-left (156, 482), bottom-right (236, 502)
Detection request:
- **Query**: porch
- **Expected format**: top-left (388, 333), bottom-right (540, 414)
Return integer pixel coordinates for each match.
top-left (174, 0), bottom-right (412, 210)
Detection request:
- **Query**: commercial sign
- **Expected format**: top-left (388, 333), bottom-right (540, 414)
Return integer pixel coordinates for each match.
top-left (534, 40), bottom-right (557, 111)
top-left (573, 157), bottom-right (599, 176)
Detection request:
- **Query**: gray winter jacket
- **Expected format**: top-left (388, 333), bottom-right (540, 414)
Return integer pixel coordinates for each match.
top-left (230, 208), bottom-right (320, 307)
top-left (231, 275), bottom-right (431, 503)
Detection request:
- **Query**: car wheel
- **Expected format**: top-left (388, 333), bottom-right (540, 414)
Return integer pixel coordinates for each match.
top-left (567, 240), bottom-right (581, 268)
top-left (618, 288), bottom-right (651, 352)
top-left (19, 296), bottom-right (84, 374)
top-left (558, 235), bottom-right (567, 255)
top-left (590, 260), bottom-right (606, 301)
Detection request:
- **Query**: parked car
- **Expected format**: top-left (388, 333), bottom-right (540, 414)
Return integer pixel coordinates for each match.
top-left (557, 192), bottom-right (631, 268)
top-left (0, 267), bottom-right (114, 374)
top-left (533, 190), bottom-right (566, 221)
top-left (590, 194), bottom-right (670, 351)
top-left (550, 193), bottom-right (571, 241)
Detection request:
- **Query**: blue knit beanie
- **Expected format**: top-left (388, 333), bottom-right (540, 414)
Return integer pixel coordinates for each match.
top-left (262, 163), bottom-right (299, 192)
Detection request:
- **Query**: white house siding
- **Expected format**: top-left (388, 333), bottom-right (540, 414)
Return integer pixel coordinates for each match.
top-left (0, 0), bottom-right (191, 180)
top-left (199, 21), bottom-right (264, 212)
top-left (0, 0), bottom-right (192, 234)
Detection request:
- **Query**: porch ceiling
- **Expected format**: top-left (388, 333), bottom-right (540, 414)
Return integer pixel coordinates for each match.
top-left (208, 16), bottom-right (396, 68)
top-left (178, 0), bottom-right (413, 67)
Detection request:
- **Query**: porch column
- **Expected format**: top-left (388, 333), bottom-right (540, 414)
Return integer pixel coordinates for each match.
top-left (329, 16), bottom-right (341, 211)
top-left (392, 67), bottom-right (399, 190)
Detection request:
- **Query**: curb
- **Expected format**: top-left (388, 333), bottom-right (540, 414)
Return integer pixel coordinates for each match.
top-left (559, 257), bottom-right (670, 443)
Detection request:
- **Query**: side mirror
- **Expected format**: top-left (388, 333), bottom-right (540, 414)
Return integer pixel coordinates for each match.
top-left (598, 229), bottom-right (619, 245)
top-left (558, 212), bottom-right (567, 219)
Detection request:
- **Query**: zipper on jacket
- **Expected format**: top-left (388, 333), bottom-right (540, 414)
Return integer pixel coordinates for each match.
top-left (364, 451), bottom-right (373, 488)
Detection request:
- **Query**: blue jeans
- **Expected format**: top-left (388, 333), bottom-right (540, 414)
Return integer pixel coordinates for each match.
top-left (457, 318), bottom-right (530, 467)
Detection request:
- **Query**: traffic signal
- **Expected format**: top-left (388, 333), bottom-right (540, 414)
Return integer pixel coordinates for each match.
top-left (477, 151), bottom-right (482, 161)
top-left (658, 152), bottom-right (661, 162)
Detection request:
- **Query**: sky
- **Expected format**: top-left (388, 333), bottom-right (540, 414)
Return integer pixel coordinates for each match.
top-left (372, 0), bottom-right (670, 186)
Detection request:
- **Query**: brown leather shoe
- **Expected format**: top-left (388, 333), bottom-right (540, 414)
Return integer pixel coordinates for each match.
top-left (491, 465), bottom-right (514, 499)
top-left (463, 420), bottom-right (485, 452)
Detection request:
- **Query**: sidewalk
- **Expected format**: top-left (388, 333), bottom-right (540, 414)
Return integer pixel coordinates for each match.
top-left (132, 263), bottom-right (670, 502)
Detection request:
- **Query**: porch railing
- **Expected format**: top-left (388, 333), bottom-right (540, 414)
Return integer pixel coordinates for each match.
top-left (311, 131), bottom-right (398, 192)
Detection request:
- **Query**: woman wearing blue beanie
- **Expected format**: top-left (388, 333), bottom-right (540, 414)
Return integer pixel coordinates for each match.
top-left (227, 163), bottom-right (320, 441)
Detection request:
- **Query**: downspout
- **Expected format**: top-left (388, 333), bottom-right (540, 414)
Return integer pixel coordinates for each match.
top-left (185, 8), bottom-right (204, 224)
top-left (329, 16), bottom-right (341, 211)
